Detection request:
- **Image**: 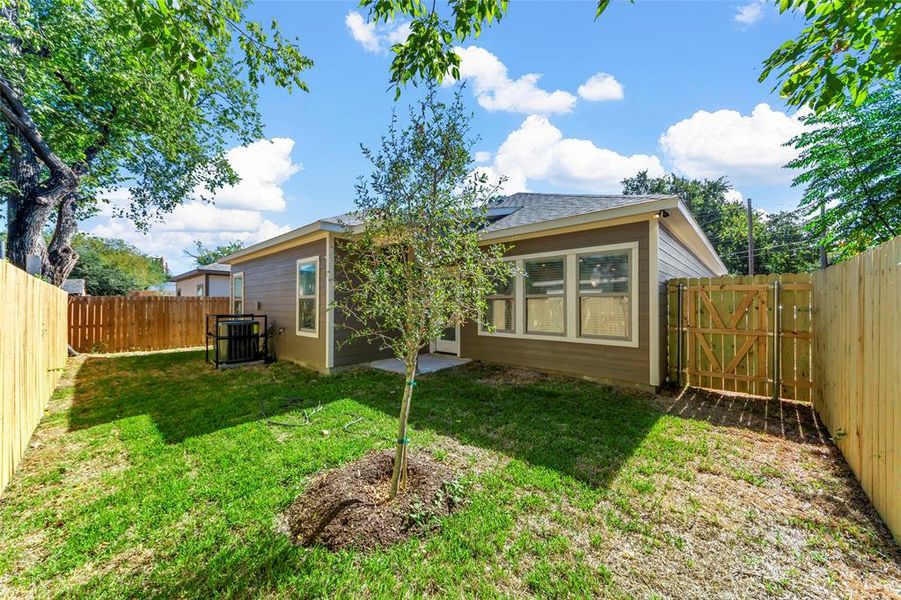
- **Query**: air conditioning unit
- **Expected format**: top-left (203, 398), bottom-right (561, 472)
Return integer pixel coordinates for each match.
top-left (206, 314), bottom-right (269, 367)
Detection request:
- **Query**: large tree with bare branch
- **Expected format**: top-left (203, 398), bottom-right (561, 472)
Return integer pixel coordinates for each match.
top-left (0, 0), bottom-right (311, 283)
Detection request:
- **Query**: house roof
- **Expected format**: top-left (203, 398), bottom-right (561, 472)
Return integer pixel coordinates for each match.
top-left (482, 193), bottom-right (673, 233)
top-left (219, 193), bottom-right (727, 274)
top-left (170, 262), bottom-right (231, 282)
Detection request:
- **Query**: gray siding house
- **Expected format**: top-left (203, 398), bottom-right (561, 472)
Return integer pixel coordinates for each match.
top-left (171, 263), bottom-right (231, 297)
top-left (220, 193), bottom-right (726, 389)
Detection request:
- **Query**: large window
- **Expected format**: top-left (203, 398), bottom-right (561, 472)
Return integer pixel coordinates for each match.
top-left (479, 242), bottom-right (638, 348)
top-left (482, 274), bottom-right (514, 333)
top-left (231, 273), bottom-right (244, 313)
top-left (525, 257), bottom-right (565, 335)
top-left (578, 252), bottom-right (630, 339)
top-left (296, 257), bottom-right (318, 337)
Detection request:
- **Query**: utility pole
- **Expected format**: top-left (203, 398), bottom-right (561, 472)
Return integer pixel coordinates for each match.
top-left (746, 197), bottom-right (755, 276)
top-left (819, 203), bottom-right (828, 269)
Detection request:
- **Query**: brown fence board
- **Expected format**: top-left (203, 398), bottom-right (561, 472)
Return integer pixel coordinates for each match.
top-left (67, 296), bottom-right (229, 353)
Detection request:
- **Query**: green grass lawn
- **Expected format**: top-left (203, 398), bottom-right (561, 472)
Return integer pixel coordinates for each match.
top-left (1, 351), bottom-right (898, 598)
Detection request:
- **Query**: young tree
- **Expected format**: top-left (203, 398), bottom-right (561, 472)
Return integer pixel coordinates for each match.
top-left (185, 240), bottom-right (245, 267)
top-left (1, 0), bottom-right (311, 284)
top-left (333, 90), bottom-right (515, 499)
top-left (786, 83), bottom-right (901, 261)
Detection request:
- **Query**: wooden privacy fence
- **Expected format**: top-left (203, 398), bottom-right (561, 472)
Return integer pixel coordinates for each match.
top-left (0, 261), bottom-right (68, 496)
top-left (667, 274), bottom-right (814, 401)
top-left (812, 236), bottom-right (899, 542)
top-left (68, 296), bottom-right (230, 353)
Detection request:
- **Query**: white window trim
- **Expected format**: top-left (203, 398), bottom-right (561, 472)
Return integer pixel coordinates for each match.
top-left (231, 272), bottom-right (244, 314)
top-left (478, 242), bottom-right (639, 348)
top-left (481, 275), bottom-right (516, 334)
top-left (296, 256), bottom-right (320, 338)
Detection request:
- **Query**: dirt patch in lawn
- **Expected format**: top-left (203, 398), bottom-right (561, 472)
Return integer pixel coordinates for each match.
top-left (281, 450), bottom-right (461, 551)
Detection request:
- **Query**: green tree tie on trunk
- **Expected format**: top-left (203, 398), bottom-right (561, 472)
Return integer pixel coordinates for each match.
top-left (333, 87), bottom-right (517, 500)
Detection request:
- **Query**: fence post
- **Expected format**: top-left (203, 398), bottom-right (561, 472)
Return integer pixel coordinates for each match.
top-left (772, 279), bottom-right (781, 400)
top-left (676, 282), bottom-right (684, 387)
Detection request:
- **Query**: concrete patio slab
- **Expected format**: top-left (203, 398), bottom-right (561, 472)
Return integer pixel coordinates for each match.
top-left (369, 353), bottom-right (470, 375)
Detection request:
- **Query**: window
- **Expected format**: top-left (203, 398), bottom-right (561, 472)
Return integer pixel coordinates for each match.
top-left (578, 251), bottom-right (631, 339)
top-left (482, 275), bottom-right (514, 333)
top-left (231, 273), bottom-right (244, 314)
top-left (525, 257), bottom-right (565, 334)
top-left (196, 283), bottom-right (205, 297)
top-left (296, 257), bottom-right (318, 336)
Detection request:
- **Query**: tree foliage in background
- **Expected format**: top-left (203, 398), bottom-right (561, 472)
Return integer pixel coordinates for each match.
top-left (0, 0), bottom-right (311, 285)
top-left (333, 90), bottom-right (515, 499)
top-left (622, 171), bottom-right (818, 275)
top-left (761, 0), bottom-right (900, 111)
top-left (786, 83), bottom-right (901, 262)
top-left (185, 240), bottom-right (245, 267)
top-left (68, 234), bottom-right (168, 296)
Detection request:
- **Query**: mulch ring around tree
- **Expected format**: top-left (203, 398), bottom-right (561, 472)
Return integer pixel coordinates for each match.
top-left (280, 450), bottom-right (462, 551)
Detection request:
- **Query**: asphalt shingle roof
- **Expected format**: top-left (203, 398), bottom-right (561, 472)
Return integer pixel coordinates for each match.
top-left (482, 193), bottom-right (673, 233)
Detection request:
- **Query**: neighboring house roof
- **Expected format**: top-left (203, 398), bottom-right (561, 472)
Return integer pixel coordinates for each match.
top-left (170, 262), bottom-right (231, 282)
top-left (219, 193), bottom-right (727, 274)
top-left (61, 278), bottom-right (86, 295)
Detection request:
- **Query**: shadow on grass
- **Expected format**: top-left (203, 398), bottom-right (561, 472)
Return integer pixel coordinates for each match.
top-left (658, 387), bottom-right (829, 446)
top-left (69, 350), bottom-right (662, 490)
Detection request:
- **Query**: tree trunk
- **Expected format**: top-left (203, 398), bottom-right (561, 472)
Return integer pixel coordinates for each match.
top-left (389, 355), bottom-right (418, 500)
top-left (45, 193), bottom-right (79, 285)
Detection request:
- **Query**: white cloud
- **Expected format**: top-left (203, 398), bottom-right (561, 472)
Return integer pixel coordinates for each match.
top-left (208, 138), bottom-right (300, 212)
top-left (735, 0), bottom-right (765, 25)
top-left (724, 189), bottom-right (744, 203)
top-left (87, 137), bottom-right (300, 274)
top-left (659, 103), bottom-right (809, 184)
top-left (448, 46), bottom-right (577, 115)
top-left (577, 72), bottom-right (624, 102)
top-left (478, 115), bottom-right (665, 194)
top-left (345, 11), bottom-right (410, 54)
top-left (473, 151), bottom-right (492, 164)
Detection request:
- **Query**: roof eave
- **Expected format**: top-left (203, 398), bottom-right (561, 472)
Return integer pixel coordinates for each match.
top-left (218, 220), bottom-right (347, 264)
top-left (478, 196), bottom-right (680, 241)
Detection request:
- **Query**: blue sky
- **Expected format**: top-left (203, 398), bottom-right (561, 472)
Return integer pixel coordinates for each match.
top-left (89, 0), bottom-right (810, 273)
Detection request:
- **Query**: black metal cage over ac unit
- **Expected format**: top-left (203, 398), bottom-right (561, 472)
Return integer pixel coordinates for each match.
top-left (205, 314), bottom-right (269, 367)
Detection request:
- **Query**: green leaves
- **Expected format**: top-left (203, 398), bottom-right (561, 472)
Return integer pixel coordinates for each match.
top-left (1, 0), bottom-right (306, 240)
top-left (785, 82), bottom-right (901, 261)
top-left (333, 88), bottom-right (516, 363)
top-left (761, 0), bottom-right (900, 111)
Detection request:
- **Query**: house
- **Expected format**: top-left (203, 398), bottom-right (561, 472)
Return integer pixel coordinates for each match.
top-left (171, 263), bottom-right (231, 297)
top-left (219, 193), bottom-right (726, 389)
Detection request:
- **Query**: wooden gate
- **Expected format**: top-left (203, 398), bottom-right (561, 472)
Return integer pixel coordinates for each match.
top-left (667, 274), bottom-right (814, 402)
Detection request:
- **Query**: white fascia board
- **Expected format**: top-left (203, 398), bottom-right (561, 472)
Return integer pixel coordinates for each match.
top-left (219, 220), bottom-right (346, 264)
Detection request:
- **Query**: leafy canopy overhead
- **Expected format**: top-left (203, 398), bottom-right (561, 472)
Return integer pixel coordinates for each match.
top-left (786, 82), bottom-right (901, 261)
top-left (0, 0), bottom-right (312, 228)
top-left (761, 0), bottom-right (900, 110)
top-left (360, 0), bottom-right (613, 98)
top-left (185, 240), bottom-right (245, 267)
